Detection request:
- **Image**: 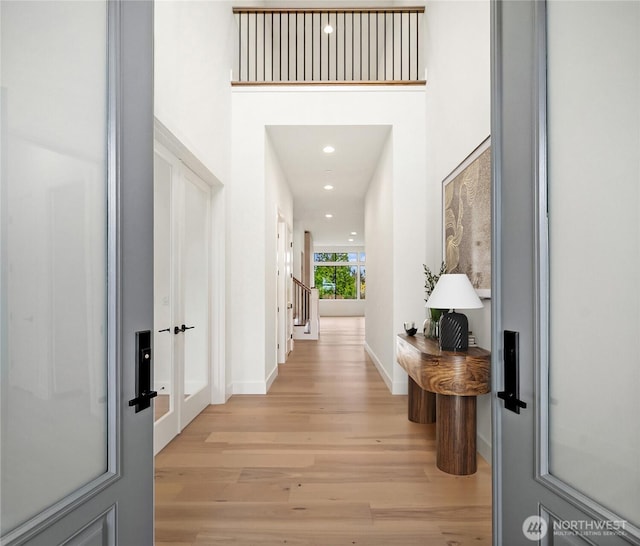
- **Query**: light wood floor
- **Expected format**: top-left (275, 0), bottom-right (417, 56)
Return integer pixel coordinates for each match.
top-left (155, 317), bottom-right (492, 545)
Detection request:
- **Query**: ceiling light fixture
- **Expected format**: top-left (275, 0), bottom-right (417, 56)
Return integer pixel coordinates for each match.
top-left (325, 213), bottom-right (333, 218)
top-left (323, 145), bottom-right (335, 154)
top-left (323, 184), bottom-right (334, 191)
top-left (350, 231), bottom-right (357, 235)
top-left (323, 24), bottom-right (334, 34)
top-left (348, 238), bottom-right (354, 242)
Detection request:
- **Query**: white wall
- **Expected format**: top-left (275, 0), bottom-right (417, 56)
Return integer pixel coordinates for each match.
top-left (292, 221), bottom-right (304, 280)
top-left (424, 0), bottom-right (491, 460)
top-left (364, 134), bottom-right (395, 389)
top-left (154, 0), bottom-right (234, 400)
top-left (227, 119), bottom-right (294, 395)
top-left (319, 300), bottom-right (365, 317)
top-left (231, 87), bottom-right (427, 394)
top-left (264, 133), bottom-right (294, 388)
top-left (362, 118), bottom-right (430, 396)
top-left (155, 0), bottom-right (234, 182)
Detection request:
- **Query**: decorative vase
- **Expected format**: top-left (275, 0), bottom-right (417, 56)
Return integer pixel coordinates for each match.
top-left (424, 308), bottom-right (446, 339)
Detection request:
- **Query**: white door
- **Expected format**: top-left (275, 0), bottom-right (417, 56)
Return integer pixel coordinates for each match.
top-left (153, 148), bottom-right (180, 453)
top-left (493, 1), bottom-right (640, 543)
top-left (154, 144), bottom-right (211, 454)
top-left (0, 1), bottom-right (154, 544)
top-left (286, 226), bottom-right (294, 354)
top-left (277, 220), bottom-right (287, 364)
top-left (179, 167), bottom-right (211, 429)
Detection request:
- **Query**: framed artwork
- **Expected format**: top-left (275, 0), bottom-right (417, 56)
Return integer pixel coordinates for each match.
top-left (442, 136), bottom-right (491, 298)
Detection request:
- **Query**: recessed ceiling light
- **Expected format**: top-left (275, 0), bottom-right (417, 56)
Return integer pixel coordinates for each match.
top-left (325, 213), bottom-right (333, 218)
top-left (348, 238), bottom-right (354, 242)
top-left (323, 24), bottom-right (334, 34)
top-left (323, 145), bottom-right (335, 154)
top-left (323, 184), bottom-right (334, 191)
top-left (350, 231), bottom-right (357, 235)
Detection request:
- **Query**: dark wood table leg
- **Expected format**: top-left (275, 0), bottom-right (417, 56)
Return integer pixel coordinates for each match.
top-left (407, 376), bottom-right (436, 424)
top-left (436, 394), bottom-right (477, 475)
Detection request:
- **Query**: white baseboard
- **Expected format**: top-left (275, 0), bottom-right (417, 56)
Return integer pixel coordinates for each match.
top-left (266, 365), bottom-right (278, 392)
top-left (364, 342), bottom-right (393, 393)
top-left (392, 376), bottom-right (408, 395)
top-left (232, 381), bottom-right (268, 395)
top-left (228, 366), bottom-right (278, 396)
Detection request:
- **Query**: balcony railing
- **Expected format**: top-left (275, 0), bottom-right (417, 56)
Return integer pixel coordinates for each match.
top-left (233, 7), bottom-right (425, 85)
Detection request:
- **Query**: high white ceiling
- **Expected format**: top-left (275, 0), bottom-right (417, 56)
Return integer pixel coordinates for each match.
top-left (266, 125), bottom-right (391, 246)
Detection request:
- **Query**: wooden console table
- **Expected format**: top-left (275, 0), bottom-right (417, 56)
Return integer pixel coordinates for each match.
top-left (396, 334), bottom-right (490, 475)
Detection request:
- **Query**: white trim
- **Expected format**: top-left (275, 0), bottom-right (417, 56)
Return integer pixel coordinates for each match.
top-left (154, 381), bottom-right (171, 395)
top-left (153, 120), bottom-right (227, 406)
top-left (232, 381), bottom-right (269, 395)
top-left (266, 365), bottom-right (278, 392)
top-left (154, 118), bottom-right (222, 189)
top-left (209, 183), bottom-right (226, 404)
top-left (232, 85), bottom-right (426, 95)
top-left (364, 342), bottom-right (392, 392)
top-left (392, 374), bottom-right (409, 396)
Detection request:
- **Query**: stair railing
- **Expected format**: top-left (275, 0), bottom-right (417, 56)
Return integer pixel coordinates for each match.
top-left (293, 277), bottom-right (311, 327)
top-left (233, 7), bottom-right (425, 85)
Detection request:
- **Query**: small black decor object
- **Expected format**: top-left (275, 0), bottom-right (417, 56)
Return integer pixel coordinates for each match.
top-left (403, 321), bottom-right (418, 336)
top-left (439, 311), bottom-right (468, 351)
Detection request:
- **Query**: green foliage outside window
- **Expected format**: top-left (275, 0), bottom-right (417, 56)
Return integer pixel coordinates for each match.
top-left (314, 265), bottom-right (357, 299)
top-left (314, 252), bottom-right (365, 300)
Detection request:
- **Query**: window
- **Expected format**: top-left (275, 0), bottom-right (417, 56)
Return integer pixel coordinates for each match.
top-left (314, 251), bottom-right (366, 300)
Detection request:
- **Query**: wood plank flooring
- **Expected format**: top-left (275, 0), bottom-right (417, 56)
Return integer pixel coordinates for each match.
top-left (155, 317), bottom-right (492, 545)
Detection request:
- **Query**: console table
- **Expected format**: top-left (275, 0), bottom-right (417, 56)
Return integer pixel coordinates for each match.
top-left (396, 334), bottom-right (490, 475)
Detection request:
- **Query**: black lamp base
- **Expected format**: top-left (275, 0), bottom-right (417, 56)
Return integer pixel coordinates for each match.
top-left (439, 311), bottom-right (468, 351)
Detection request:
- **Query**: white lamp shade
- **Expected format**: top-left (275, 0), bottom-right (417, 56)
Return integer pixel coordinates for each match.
top-left (425, 274), bottom-right (483, 310)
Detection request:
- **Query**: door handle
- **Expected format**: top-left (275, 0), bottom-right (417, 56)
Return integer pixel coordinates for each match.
top-left (158, 328), bottom-right (171, 333)
top-left (497, 330), bottom-right (527, 414)
top-left (128, 330), bottom-right (158, 413)
top-left (174, 324), bottom-right (195, 334)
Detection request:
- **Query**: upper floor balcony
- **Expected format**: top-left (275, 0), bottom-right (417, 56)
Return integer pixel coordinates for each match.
top-left (232, 7), bottom-right (425, 86)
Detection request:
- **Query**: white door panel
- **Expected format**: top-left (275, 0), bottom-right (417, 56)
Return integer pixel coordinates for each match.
top-left (180, 169), bottom-right (211, 429)
top-left (153, 150), bottom-right (179, 453)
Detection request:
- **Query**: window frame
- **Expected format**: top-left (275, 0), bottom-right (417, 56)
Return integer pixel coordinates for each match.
top-left (313, 248), bottom-right (365, 301)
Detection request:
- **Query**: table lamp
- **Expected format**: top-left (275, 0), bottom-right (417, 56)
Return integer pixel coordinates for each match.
top-left (425, 274), bottom-right (483, 351)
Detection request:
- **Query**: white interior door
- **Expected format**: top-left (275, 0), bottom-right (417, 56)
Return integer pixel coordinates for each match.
top-left (286, 226), bottom-right (294, 354)
top-left (0, 1), bottom-right (154, 544)
top-left (277, 220), bottom-right (286, 364)
top-left (179, 167), bottom-right (211, 429)
top-left (153, 149), bottom-right (179, 453)
top-left (493, 1), bottom-right (640, 543)
top-left (154, 144), bottom-right (211, 453)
